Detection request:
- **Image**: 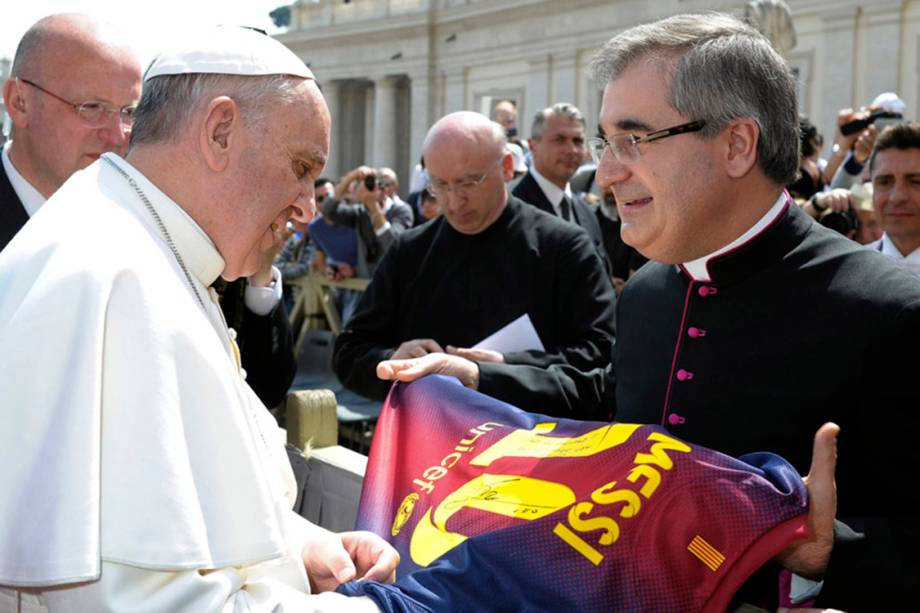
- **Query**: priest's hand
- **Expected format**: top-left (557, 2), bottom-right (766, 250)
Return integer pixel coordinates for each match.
top-left (302, 530), bottom-right (400, 593)
top-left (377, 352), bottom-right (480, 390)
top-left (774, 422), bottom-right (840, 579)
top-left (391, 338), bottom-right (445, 360)
top-left (446, 346), bottom-right (505, 363)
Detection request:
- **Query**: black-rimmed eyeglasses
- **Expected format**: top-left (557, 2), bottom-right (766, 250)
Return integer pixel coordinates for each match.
top-left (587, 120), bottom-right (706, 165)
top-left (18, 78), bottom-right (137, 128)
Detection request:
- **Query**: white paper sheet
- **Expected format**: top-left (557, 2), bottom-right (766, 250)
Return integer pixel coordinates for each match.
top-left (472, 314), bottom-right (545, 353)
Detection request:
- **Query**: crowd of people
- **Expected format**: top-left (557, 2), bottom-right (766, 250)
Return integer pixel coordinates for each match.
top-left (0, 8), bottom-right (918, 611)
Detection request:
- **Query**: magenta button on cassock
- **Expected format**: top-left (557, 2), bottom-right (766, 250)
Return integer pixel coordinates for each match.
top-left (697, 286), bottom-right (718, 297)
top-left (676, 369), bottom-right (694, 381)
top-left (688, 326), bottom-right (706, 338)
top-left (668, 413), bottom-right (686, 425)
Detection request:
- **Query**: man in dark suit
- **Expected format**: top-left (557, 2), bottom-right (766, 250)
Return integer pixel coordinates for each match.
top-left (1, 14), bottom-right (141, 251)
top-left (513, 103), bottom-right (607, 265)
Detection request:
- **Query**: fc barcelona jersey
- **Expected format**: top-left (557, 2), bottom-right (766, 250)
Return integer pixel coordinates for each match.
top-left (340, 375), bottom-right (808, 612)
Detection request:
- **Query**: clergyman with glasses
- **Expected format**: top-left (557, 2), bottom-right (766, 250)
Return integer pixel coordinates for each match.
top-left (0, 13), bottom-right (142, 250)
top-left (371, 12), bottom-right (920, 607)
top-left (334, 110), bottom-right (615, 419)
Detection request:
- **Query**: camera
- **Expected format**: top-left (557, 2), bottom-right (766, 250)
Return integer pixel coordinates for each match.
top-left (818, 207), bottom-right (859, 237)
top-left (840, 110), bottom-right (903, 136)
top-left (363, 175), bottom-right (376, 190)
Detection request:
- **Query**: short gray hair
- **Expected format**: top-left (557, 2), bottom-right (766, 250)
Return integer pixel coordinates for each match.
top-left (129, 73), bottom-right (304, 147)
top-left (588, 12), bottom-right (799, 186)
top-left (531, 103), bottom-right (586, 140)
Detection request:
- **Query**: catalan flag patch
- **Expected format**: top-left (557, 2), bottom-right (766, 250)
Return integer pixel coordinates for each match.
top-left (688, 535), bottom-right (726, 572)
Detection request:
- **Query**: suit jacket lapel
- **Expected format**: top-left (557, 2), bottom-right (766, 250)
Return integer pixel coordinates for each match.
top-left (0, 161), bottom-right (30, 251)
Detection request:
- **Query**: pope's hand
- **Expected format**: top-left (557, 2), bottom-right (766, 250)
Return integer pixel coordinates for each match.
top-left (775, 422), bottom-right (839, 579)
top-left (391, 338), bottom-right (445, 360)
top-left (377, 353), bottom-right (480, 389)
top-left (302, 530), bottom-right (400, 593)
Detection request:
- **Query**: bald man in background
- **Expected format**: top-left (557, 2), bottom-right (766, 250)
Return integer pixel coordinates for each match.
top-left (1, 13), bottom-right (142, 250)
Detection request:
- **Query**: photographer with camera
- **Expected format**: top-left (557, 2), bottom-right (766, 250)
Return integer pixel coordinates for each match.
top-left (824, 93), bottom-right (904, 191)
top-left (321, 165), bottom-right (413, 279)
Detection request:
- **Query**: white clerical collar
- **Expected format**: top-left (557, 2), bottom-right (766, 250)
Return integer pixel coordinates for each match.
top-left (530, 164), bottom-right (572, 216)
top-left (878, 233), bottom-right (920, 273)
top-left (101, 153), bottom-right (225, 287)
top-left (682, 193), bottom-right (788, 282)
top-left (2, 141), bottom-right (46, 217)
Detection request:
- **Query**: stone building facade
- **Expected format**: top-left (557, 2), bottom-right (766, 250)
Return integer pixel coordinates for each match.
top-left (277, 0), bottom-right (917, 188)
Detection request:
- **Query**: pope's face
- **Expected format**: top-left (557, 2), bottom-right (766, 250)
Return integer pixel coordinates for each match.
top-left (594, 60), bottom-right (725, 264)
top-left (228, 80), bottom-right (329, 280)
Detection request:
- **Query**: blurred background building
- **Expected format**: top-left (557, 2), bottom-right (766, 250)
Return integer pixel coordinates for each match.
top-left (271, 0), bottom-right (916, 191)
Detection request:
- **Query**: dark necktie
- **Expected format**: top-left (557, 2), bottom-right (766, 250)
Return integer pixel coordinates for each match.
top-left (560, 196), bottom-right (572, 222)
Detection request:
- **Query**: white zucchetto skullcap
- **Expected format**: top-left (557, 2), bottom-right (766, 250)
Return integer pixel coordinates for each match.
top-left (145, 26), bottom-right (314, 82)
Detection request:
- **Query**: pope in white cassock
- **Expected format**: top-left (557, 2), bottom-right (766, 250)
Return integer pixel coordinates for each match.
top-left (0, 27), bottom-right (397, 612)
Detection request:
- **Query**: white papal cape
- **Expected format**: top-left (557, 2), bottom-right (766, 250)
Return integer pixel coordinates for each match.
top-left (0, 155), bottom-right (375, 611)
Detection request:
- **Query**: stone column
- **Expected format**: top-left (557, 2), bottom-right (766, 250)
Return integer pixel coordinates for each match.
top-left (372, 76), bottom-right (398, 167)
top-left (819, 8), bottom-right (858, 133)
top-left (526, 54), bottom-right (551, 139)
top-left (860, 1), bottom-right (902, 107)
top-left (409, 72), bottom-right (431, 172)
top-left (444, 66), bottom-right (465, 113)
top-left (551, 50), bottom-right (578, 105)
top-left (321, 79), bottom-right (342, 180)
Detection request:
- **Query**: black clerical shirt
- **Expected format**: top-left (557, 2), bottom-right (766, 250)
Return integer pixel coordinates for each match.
top-left (333, 197), bottom-right (615, 419)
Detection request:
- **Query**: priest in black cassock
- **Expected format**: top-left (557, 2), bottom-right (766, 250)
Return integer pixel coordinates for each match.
top-left (377, 13), bottom-right (920, 609)
top-left (333, 111), bottom-right (615, 420)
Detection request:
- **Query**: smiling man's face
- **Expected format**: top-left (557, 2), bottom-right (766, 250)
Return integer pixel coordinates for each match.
top-left (594, 59), bottom-right (727, 264)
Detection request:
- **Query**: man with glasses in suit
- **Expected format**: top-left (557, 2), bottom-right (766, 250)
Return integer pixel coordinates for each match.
top-left (1, 13), bottom-right (142, 250)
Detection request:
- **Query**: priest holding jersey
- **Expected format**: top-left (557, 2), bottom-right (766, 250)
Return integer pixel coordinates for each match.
top-left (0, 27), bottom-right (395, 611)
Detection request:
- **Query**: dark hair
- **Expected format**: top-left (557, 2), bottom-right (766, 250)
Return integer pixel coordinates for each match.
top-left (799, 116), bottom-right (820, 159)
top-left (314, 177), bottom-right (332, 188)
top-left (588, 12), bottom-right (800, 186)
top-left (869, 122), bottom-right (920, 173)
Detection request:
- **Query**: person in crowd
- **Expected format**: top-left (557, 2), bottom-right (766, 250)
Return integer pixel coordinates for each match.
top-left (866, 122), bottom-right (920, 275)
top-left (595, 186), bottom-right (647, 294)
top-left (377, 13), bottom-right (920, 607)
top-left (378, 167), bottom-right (411, 210)
top-left (335, 111), bottom-right (615, 419)
top-left (418, 186), bottom-right (441, 222)
top-left (824, 92), bottom-right (905, 191)
top-left (0, 26), bottom-right (397, 610)
top-left (493, 100), bottom-right (522, 143)
top-left (787, 116), bottom-right (826, 201)
top-left (505, 142), bottom-right (528, 182)
top-left (513, 104), bottom-right (606, 263)
top-left (1, 13), bottom-right (141, 250)
top-left (321, 165), bottom-right (413, 278)
top-left (275, 178), bottom-right (327, 311)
